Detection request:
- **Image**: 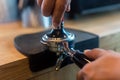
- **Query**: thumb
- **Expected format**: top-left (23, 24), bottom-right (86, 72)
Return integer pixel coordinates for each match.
top-left (84, 48), bottom-right (108, 60)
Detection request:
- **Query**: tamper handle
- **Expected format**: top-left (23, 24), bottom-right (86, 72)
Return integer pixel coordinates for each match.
top-left (71, 51), bottom-right (92, 68)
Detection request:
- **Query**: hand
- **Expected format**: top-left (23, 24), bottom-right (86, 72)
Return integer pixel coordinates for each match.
top-left (77, 48), bottom-right (120, 80)
top-left (37, 0), bottom-right (71, 27)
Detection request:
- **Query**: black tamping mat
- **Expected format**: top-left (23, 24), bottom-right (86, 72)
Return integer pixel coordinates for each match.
top-left (14, 28), bottom-right (99, 72)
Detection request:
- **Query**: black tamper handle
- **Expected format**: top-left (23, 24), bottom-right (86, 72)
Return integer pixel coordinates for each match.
top-left (71, 51), bottom-right (92, 68)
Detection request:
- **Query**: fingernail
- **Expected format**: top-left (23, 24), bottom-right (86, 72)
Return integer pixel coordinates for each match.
top-left (66, 5), bottom-right (71, 12)
top-left (84, 49), bottom-right (91, 53)
top-left (53, 22), bottom-right (60, 28)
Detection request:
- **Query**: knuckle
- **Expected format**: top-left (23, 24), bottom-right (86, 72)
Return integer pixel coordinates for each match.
top-left (81, 63), bottom-right (94, 79)
top-left (92, 48), bottom-right (105, 53)
top-left (82, 64), bottom-right (91, 74)
top-left (59, 3), bottom-right (67, 11)
top-left (41, 5), bottom-right (51, 16)
top-left (56, 0), bottom-right (68, 11)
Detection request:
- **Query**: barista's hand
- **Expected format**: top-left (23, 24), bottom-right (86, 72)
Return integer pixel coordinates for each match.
top-left (37, 0), bottom-right (71, 27)
top-left (77, 48), bottom-right (120, 80)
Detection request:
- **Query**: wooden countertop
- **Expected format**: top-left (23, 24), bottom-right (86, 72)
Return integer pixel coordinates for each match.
top-left (0, 22), bottom-right (42, 66)
top-left (0, 22), bottom-right (44, 79)
top-left (1, 10), bottom-right (120, 80)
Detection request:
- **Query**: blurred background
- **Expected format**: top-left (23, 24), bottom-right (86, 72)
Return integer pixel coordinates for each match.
top-left (0, 0), bottom-right (120, 28)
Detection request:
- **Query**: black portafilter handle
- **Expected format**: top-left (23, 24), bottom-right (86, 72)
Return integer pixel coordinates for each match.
top-left (64, 43), bottom-right (93, 69)
top-left (71, 50), bottom-right (93, 68)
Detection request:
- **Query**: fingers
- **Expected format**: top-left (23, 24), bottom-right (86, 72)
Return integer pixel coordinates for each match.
top-left (37, 0), bottom-right (43, 6)
top-left (66, 0), bottom-right (71, 12)
top-left (76, 63), bottom-right (92, 80)
top-left (37, 0), bottom-right (71, 27)
top-left (52, 0), bottom-right (70, 27)
top-left (41, 0), bottom-right (56, 16)
top-left (84, 48), bottom-right (109, 60)
top-left (77, 63), bottom-right (94, 80)
top-left (77, 48), bottom-right (119, 80)
top-left (77, 70), bottom-right (84, 80)
top-left (66, 4), bottom-right (71, 12)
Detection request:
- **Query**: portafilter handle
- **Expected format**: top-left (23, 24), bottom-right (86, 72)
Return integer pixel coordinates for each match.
top-left (62, 42), bottom-right (93, 69)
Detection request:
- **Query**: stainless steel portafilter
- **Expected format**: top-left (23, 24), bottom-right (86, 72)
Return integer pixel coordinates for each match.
top-left (41, 21), bottom-right (92, 71)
